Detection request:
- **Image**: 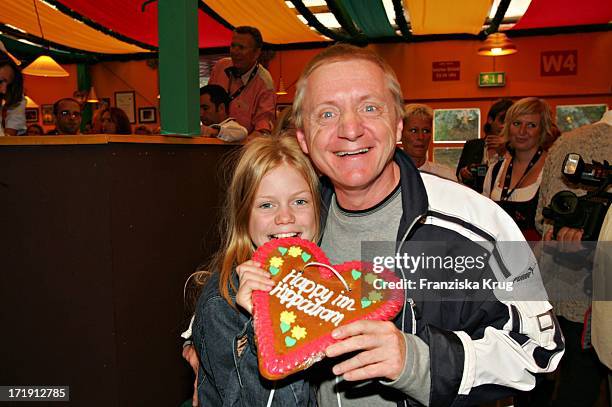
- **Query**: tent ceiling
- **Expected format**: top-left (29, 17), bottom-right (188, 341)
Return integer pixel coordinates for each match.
top-left (0, 0), bottom-right (609, 59)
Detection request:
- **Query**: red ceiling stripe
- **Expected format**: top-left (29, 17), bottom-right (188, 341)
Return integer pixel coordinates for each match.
top-left (512, 0), bottom-right (612, 30)
top-left (55, 0), bottom-right (232, 48)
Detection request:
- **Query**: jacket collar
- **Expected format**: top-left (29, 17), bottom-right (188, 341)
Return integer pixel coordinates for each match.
top-left (319, 148), bottom-right (429, 240)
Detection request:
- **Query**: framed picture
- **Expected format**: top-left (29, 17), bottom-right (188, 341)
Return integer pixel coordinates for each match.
top-left (432, 147), bottom-right (463, 170)
top-left (41, 104), bottom-right (54, 125)
top-left (114, 91), bottom-right (136, 123)
top-left (433, 108), bottom-right (480, 143)
top-left (25, 108), bottom-right (39, 123)
top-left (556, 104), bottom-right (608, 133)
top-left (138, 107), bottom-right (157, 123)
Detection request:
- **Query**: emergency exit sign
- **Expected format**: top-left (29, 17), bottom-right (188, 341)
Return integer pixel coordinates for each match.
top-left (478, 72), bottom-right (506, 87)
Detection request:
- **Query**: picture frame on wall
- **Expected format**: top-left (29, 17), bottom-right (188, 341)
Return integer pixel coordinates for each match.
top-left (41, 104), bottom-right (54, 125)
top-left (433, 108), bottom-right (481, 143)
top-left (25, 108), bottom-right (39, 123)
top-left (114, 91), bottom-right (136, 123)
top-left (138, 107), bottom-right (157, 124)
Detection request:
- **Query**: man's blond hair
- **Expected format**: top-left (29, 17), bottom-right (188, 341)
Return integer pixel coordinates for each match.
top-left (292, 44), bottom-right (404, 129)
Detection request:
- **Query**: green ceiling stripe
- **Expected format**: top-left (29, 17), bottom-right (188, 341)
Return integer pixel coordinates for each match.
top-left (340, 0), bottom-right (396, 38)
top-left (325, 0), bottom-right (367, 43)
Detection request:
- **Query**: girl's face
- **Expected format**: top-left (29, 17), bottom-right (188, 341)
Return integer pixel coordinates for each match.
top-left (508, 113), bottom-right (542, 152)
top-left (248, 163), bottom-right (317, 248)
top-left (101, 111), bottom-right (117, 134)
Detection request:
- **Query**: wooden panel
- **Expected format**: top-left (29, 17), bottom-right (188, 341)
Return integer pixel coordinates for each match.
top-left (0, 142), bottom-right (236, 406)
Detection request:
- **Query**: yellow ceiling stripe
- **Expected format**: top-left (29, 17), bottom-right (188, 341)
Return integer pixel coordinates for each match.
top-left (202, 0), bottom-right (326, 44)
top-left (0, 0), bottom-right (150, 54)
top-left (404, 0), bottom-right (492, 35)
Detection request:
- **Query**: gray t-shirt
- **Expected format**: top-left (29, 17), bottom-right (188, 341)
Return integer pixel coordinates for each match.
top-left (318, 187), bottom-right (431, 406)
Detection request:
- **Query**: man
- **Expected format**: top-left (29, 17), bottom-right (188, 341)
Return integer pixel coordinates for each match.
top-left (293, 44), bottom-right (564, 406)
top-left (208, 26), bottom-right (275, 137)
top-left (199, 84), bottom-right (247, 142)
top-left (456, 99), bottom-right (513, 192)
top-left (50, 98), bottom-right (82, 135)
top-left (401, 103), bottom-right (456, 181)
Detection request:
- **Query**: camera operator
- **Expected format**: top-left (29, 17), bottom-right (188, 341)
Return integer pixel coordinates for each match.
top-left (536, 110), bottom-right (611, 407)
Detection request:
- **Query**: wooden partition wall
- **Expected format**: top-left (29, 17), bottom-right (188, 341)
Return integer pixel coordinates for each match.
top-left (0, 136), bottom-right (238, 406)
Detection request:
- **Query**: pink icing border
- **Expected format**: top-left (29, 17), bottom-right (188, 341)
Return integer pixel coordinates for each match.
top-left (251, 237), bottom-right (404, 380)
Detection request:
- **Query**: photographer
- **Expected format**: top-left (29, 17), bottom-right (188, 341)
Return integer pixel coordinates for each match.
top-left (457, 98), bottom-right (513, 191)
top-left (536, 111), bottom-right (611, 407)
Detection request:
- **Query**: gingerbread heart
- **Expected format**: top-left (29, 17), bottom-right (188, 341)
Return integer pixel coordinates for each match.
top-left (252, 237), bottom-right (404, 380)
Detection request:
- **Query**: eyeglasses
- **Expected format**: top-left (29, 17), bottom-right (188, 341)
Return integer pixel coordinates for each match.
top-left (60, 110), bottom-right (82, 119)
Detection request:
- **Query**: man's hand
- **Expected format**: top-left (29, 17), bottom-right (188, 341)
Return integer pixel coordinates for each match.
top-left (544, 226), bottom-right (585, 252)
top-left (200, 125), bottom-right (219, 137)
top-left (485, 134), bottom-right (504, 153)
top-left (325, 320), bottom-right (406, 382)
top-left (459, 164), bottom-right (477, 182)
top-left (182, 344), bottom-right (199, 407)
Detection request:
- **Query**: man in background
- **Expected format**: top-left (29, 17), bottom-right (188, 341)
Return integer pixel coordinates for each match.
top-left (199, 84), bottom-right (247, 142)
top-left (49, 98), bottom-right (82, 135)
top-left (208, 26), bottom-right (275, 137)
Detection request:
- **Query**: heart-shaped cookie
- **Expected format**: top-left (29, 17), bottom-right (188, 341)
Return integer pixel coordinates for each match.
top-left (252, 237), bottom-right (404, 380)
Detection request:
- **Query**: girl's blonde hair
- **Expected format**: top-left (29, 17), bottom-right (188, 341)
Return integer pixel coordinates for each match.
top-left (215, 134), bottom-right (320, 305)
top-left (501, 97), bottom-right (554, 147)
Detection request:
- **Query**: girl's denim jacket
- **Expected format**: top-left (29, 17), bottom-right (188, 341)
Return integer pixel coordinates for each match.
top-left (193, 272), bottom-right (316, 406)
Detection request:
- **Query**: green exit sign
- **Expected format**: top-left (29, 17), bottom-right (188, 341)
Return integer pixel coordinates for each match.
top-left (479, 72), bottom-right (506, 87)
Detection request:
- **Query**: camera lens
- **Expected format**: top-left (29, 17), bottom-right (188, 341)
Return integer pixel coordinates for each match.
top-left (550, 191), bottom-right (579, 215)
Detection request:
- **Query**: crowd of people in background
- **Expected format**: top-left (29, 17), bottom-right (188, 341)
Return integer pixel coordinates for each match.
top-left (2, 24), bottom-right (610, 407)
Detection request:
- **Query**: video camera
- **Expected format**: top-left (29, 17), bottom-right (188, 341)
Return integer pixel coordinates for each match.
top-left (543, 153), bottom-right (611, 240)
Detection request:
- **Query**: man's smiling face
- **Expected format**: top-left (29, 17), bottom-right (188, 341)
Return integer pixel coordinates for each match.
top-left (296, 59), bottom-right (402, 194)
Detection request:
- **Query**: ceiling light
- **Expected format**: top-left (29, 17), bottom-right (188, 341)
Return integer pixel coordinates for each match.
top-left (478, 33), bottom-right (517, 56)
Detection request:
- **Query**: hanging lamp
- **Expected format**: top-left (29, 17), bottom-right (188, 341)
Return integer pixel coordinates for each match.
top-left (22, 0), bottom-right (69, 77)
top-left (86, 86), bottom-right (99, 103)
top-left (477, 32), bottom-right (517, 56)
top-left (25, 95), bottom-right (39, 108)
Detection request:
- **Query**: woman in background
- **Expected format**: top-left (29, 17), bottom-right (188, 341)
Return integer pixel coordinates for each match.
top-left (0, 48), bottom-right (26, 136)
top-left (482, 97), bottom-right (554, 240)
top-left (97, 107), bottom-right (131, 134)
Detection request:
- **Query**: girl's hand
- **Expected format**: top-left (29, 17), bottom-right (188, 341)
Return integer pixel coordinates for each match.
top-left (235, 260), bottom-right (275, 314)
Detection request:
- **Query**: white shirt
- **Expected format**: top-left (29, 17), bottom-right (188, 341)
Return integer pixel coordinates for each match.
top-left (213, 117), bottom-right (247, 142)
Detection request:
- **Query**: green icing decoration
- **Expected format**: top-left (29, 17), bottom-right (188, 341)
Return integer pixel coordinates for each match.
top-left (280, 321), bottom-right (291, 333)
top-left (361, 297), bottom-right (372, 308)
top-left (278, 247), bottom-right (288, 255)
top-left (285, 336), bottom-right (297, 347)
top-left (301, 252), bottom-right (312, 262)
top-left (351, 269), bottom-right (362, 280)
top-left (269, 266), bottom-right (280, 276)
